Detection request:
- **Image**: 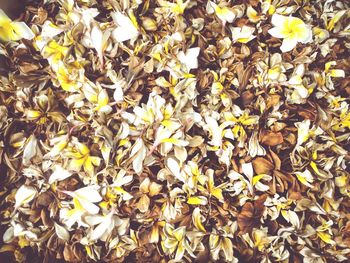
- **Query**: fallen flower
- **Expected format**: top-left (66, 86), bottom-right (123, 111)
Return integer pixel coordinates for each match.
top-left (268, 14), bottom-right (312, 52)
top-left (0, 9), bottom-right (34, 41)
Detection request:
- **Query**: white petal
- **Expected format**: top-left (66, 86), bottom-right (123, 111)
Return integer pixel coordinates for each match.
top-left (178, 47), bottom-right (200, 70)
top-left (271, 14), bottom-right (288, 27)
top-left (40, 21), bottom-right (63, 39)
top-left (23, 135), bottom-right (38, 165)
top-left (280, 37), bottom-right (298, 52)
top-left (12, 21), bottom-right (35, 40)
top-left (268, 27), bottom-right (286, 39)
top-left (91, 25), bottom-right (104, 61)
top-left (49, 165), bottom-right (72, 184)
top-left (3, 227), bottom-right (14, 243)
top-left (206, 1), bottom-right (216, 14)
top-left (300, 25), bottom-right (313, 43)
top-left (15, 185), bottom-right (37, 209)
top-left (131, 138), bottom-right (147, 175)
top-left (75, 185), bottom-right (102, 203)
top-left (90, 213), bottom-right (115, 241)
top-left (113, 84), bottom-right (124, 102)
top-left (242, 162), bottom-right (254, 181)
top-left (54, 222), bottom-right (70, 241)
top-left (205, 116), bottom-right (222, 147)
top-left (78, 198), bottom-right (100, 214)
top-left (166, 157), bottom-right (185, 182)
top-left (111, 12), bottom-right (139, 42)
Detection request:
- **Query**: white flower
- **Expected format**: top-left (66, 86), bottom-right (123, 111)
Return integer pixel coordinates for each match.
top-left (206, 1), bottom-right (236, 24)
top-left (0, 9), bottom-right (34, 42)
top-left (268, 14), bottom-right (312, 52)
top-left (230, 26), bottom-right (256, 43)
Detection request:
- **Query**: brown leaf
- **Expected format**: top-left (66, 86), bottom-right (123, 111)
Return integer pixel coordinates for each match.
top-left (241, 90), bottom-right (255, 107)
top-left (259, 130), bottom-right (284, 146)
top-left (269, 149), bottom-right (281, 170)
top-left (252, 157), bottom-right (274, 174)
top-left (266, 94), bottom-right (281, 109)
top-left (237, 194), bottom-right (267, 233)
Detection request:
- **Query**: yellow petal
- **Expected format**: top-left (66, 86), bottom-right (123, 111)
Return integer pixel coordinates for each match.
top-left (83, 157), bottom-right (95, 176)
top-left (98, 89), bottom-right (109, 107)
top-left (317, 231), bottom-right (335, 245)
top-left (160, 137), bottom-right (189, 146)
top-left (68, 157), bottom-right (85, 171)
top-left (90, 156), bottom-right (101, 166)
top-left (252, 174), bottom-right (267, 185)
top-left (172, 226), bottom-right (186, 241)
top-left (329, 69), bottom-right (345, 78)
top-left (335, 175), bottom-right (347, 188)
top-left (192, 207), bottom-right (206, 232)
top-left (327, 10), bottom-right (346, 31)
top-left (187, 196), bottom-right (208, 206)
top-left (77, 142), bottom-right (90, 155)
top-left (310, 161), bottom-right (322, 177)
top-left (26, 110), bottom-right (42, 120)
top-left (211, 187), bottom-right (224, 200)
top-left (150, 224), bottom-right (159, 243)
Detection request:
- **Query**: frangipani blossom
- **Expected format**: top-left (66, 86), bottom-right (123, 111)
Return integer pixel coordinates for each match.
top-left (0, 9), bottom-right (34, 42)
top-left (268, 14), bottom-right (312, 52)
top-left (66, 142), bottom-right (101, 176)
top-left (206, 1), bottom-right (236, 24)
top-left (230, 26), bottom-right (256, 43)
top-left (67, 186), bottom-right (102, 213)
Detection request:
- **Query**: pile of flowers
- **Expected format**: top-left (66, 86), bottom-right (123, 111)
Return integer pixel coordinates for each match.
top-left (0, 0), bottom-right (349, 262)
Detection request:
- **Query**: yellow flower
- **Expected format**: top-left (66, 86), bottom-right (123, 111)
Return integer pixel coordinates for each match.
top-left (67, 142), bottom-right (101, 176)
top-left (207, 1), bottom-right (236, 24)
top-left (316, 220), bottom-right (336, 245)
top-left (333, 108), bottom-right (350, 131)
top-left (170, 0), bottom-right (189, 15)
top-left (247, 6), bottom-right (261, 23)
top-left (192, 207), bottom-right (206, 232)
top-left (82, 84), bottom-right (112, 113)
top-left (56, 62), bottom-right (84, 92)
top-left (197, 170), bottom-right (224, 201)
top-left (0, 9), bottom-right (34, 42)
top-left (295, 170), bottom-right (314, 188)
top-left (158, 0), bottom-right (190, 15)
top-left (161, 223), bottom-right (194, 261)
top-left (42, 40), bottom-right (69, 70)
top-left (325, 61), bottom-right (345, 78)
top-left (268, 14), bottom-right (312, 52)
top-left (253, 228), bottom-right (270, 251)
top-left (230, 26), bottom-right (256, 43)
top-left (209, 233), bottom-right (235, 262)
